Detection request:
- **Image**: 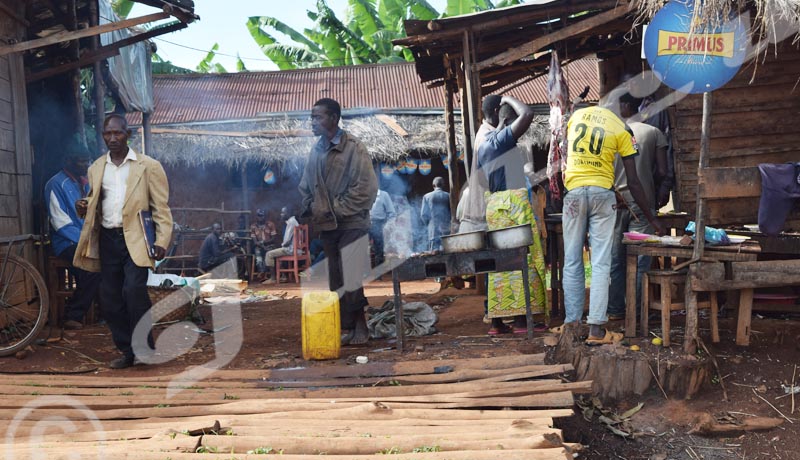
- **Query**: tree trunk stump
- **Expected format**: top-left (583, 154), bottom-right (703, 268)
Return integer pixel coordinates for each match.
top-left (552, 323), bottom-right (711, 401)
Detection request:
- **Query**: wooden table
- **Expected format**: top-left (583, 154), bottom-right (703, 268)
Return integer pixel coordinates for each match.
top-left (544, 215), bottom-right (564, 318)
top-left (623, 241), bottom-right (759, 344)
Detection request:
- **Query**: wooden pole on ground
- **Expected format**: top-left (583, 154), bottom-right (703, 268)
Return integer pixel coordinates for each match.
top-left (684, 91), bottom-right (712, 354)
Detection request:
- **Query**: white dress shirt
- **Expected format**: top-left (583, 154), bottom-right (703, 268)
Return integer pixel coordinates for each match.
top-left (101, 148), bottom-right (137, 229)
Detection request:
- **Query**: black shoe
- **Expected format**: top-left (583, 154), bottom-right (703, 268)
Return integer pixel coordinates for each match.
top-left (63, 320), bottom-right (84, 330)
top-left (108, 355), bottom-right (135, 369)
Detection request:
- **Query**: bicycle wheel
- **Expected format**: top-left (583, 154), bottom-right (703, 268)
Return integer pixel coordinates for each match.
top-left (0, 254), bottom-right (49, 356)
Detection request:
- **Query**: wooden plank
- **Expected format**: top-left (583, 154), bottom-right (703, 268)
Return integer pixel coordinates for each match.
top-left (374, 114), bottom-right (408, 137)
top-left (9, 52), bottom-right (30, 234)
top-left (0, 216), bottom-right (19, 236)
top-left (201, 434), bottom-right (572, 455)
top-left (0, 172), bottom-right (15, 194)
top-left (699, 167), bottom-right (760, 199)
top-left (0, 2), bottom-right (28, 27)
top-left (268, 353), bottom-right (545, 380)
top-left (475, 5), bottom-right (631, 70)
top-left (151, 127), bottom-right (315, 137)
top-left (0, 194), bottom-right (17, 217)
top-left (27, 21), bottom-right (188, 83)
top-left (0, 12), bottom-right (171, 57)
top-left (0, 127), bottom-right (14, 153)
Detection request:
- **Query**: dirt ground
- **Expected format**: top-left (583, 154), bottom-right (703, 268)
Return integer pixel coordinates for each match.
top-left (4, 278), bottom-right (800, 460)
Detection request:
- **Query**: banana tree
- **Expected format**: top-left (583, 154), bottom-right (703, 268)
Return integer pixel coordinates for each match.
top-left (248, 0), bottom-right (522, 70)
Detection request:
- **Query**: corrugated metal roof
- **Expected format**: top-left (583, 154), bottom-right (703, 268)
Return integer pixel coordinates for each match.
top-left (132, 59), bottom-right (598, 126)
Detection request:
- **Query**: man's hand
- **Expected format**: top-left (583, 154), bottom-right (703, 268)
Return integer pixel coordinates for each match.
top-left (75, 199), bottom-right (88, 219)
top-left (656, 185), bottom-right (671, 209)
top-left (153, 245), bottom-right (166, 261)
top-left (650, 218), bottom-right (666, 237)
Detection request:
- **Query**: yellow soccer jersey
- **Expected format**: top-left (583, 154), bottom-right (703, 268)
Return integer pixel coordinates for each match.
top-left (564, 106), bottom-right (638, 191)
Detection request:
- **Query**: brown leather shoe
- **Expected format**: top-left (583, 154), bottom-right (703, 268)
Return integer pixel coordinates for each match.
top-left (63, 320), bottom-right (84, 330)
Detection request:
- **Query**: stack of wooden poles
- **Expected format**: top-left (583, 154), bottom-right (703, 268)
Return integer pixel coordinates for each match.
top-left (0, 354), bottom-right (589, 459)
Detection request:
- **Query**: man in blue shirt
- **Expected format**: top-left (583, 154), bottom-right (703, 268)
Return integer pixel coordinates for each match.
top-left (477, 95), bottom-right (535, 192)
top-left (420, 177), bottom-right (451, 251)
top-left (44, 149), bottom-right (101, 330)
top-left (369, 189), bottom-right (396, 266)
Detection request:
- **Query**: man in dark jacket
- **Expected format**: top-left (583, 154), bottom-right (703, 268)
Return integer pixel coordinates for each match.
top-left (420, 177), bottom-right (451, 251)
top-left (299, 98), bottom-right (378, 345)
top-left (199, 223), bottom-right (236, 272)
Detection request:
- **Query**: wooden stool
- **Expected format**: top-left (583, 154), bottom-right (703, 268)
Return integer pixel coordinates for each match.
top-left (46, 256), bottom-right (75, 327)
top-left (46, 256), bottom-right (99, 326)
top-left (641, 270), bottom-right (719, 347)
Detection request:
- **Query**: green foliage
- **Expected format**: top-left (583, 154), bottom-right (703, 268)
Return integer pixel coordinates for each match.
top-left (111, 0), bottom-right (135, 19)
top-left (248, 0), bottom-right (522, 70)
top-left (412, 445), bottom-right (441, 453)
top-left (246, 447), bottom-right (283, 454)
top-left (196, 43), bottom-right (229, 73)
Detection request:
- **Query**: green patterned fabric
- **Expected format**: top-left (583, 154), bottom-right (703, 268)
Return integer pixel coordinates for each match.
top-left (485, 189), bottom-right (548, 319)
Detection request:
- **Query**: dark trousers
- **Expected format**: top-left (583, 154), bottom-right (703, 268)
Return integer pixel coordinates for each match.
top-left (369, 219), bottom-right (387, 266)
top-left (99, 228), bottom-right (154, 359)
top-left (58, 244), bottom-right (101, 323)
top-left (320, 227), bottom-right (370, 330)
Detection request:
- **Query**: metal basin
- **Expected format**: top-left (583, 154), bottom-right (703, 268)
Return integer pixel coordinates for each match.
top-left (441, 230), bottom-right (486, 253)
top-left (487, 224), bottom-right (533, 249)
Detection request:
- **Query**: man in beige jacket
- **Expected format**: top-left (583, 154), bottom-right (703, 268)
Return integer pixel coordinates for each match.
top-left (75, 114), bottom-right (173, 369)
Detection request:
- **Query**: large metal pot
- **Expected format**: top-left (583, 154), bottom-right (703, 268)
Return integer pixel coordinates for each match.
top-left (441, 230), bottom-right (486, 253)
top-left (487, 224), bottom-right (533, 249)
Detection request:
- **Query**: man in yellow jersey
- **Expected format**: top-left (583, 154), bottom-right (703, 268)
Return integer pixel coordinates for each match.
top-left (561, 92), bottom-right (663, 344)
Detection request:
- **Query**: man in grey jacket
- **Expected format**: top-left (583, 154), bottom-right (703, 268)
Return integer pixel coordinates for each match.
top-left (299, 98), bottom-right (378, 345)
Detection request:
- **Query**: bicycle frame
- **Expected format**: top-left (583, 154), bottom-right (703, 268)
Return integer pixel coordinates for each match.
top-left (0, 234), bottom-right (42, 301)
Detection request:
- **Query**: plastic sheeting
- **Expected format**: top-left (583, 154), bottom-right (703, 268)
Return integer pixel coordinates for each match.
top-left (367, 301), bottom-right (438, 339)
top-left (99, 0), bottom-right (155, 114)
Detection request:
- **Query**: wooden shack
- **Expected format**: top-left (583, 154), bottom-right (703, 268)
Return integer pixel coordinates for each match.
top-left (0, 2), bottom-right (33, 237)
top-left (396, 0), bottom-right (800, 360)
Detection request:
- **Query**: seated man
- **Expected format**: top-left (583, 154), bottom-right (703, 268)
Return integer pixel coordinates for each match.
top-left (199, 223), bottom-right (237, 273)
top-left (44, 148), bottom-right (102, 330)
top-left (250, 208), bottom-right (278, 273)
top-left (264, 207), bottom-right (300, 281)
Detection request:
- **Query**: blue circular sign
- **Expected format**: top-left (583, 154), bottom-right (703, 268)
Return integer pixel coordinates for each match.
top-left (644, 0), bottom-right (747, 93)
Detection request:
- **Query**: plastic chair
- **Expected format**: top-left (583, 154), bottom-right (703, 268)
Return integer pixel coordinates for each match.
top-left (276, 224), bottom-right (311, 284)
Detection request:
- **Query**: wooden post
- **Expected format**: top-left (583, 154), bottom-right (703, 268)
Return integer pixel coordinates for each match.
top-left (142, 47), bottom-right (154, 156)
top-left (458, 76), bottom-right (472, 183)
top-left (462, 30), bottom-right (481, 177)
top-left (684, 91), bottom-right (712, 355)
top-left (88, 0), bottom-right (105, 154)
top-left (444, 72), bottom-right (460, 231)
top-left (240, 168), bottom-right (250, 227)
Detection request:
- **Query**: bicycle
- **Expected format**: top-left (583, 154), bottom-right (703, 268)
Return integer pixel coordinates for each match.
top-left (0, 234), bottom-right (49, 356)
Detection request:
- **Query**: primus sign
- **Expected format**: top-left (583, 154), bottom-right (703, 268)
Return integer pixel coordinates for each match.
top-left (644, 0), bottom-right (747, 93)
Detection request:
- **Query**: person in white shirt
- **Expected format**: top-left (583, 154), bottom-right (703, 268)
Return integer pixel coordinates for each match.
top-left (74, 114), bottom-right (173, 369)
top-left (264, 206), bottom-right (299, 281)
top-left (369, 189), bottom-right (396, 266)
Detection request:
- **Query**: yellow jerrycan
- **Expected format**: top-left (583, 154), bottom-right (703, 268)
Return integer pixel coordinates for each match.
top-left (301, 291), bottom-right (341, 360)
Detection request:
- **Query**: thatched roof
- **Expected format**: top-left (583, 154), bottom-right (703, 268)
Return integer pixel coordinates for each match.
top-left (130, 113), bottom-right (551, 168)
top-left (633, 0), bottom-right (800, 41)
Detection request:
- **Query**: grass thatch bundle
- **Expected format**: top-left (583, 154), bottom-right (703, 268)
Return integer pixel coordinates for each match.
top-left (633, 0), bottom-right (800, 43)
top-left (131, 114), bottom-right (550, 169)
